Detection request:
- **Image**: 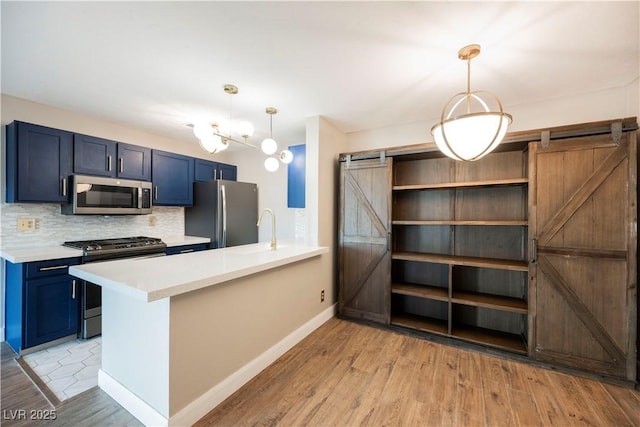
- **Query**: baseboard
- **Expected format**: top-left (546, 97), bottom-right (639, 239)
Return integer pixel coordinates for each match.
top-left (169, 303), bottom-right (337, 427)
top-left (98, 369), bottom-right (168, 427)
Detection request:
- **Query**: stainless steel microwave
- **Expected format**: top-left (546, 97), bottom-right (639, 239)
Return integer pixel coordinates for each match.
top-left (61, 175), bottom-right (152, 215)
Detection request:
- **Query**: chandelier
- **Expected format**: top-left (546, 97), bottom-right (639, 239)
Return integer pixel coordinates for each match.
top-left (190, 84), bottom-right (293, 172)
top-left (430, 44), bottom-right (512, 161)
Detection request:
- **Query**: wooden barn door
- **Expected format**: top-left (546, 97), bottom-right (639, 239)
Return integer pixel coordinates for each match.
top-left (339, 158), bottom-right (392, 324)
top-left (530, 129), bottom-right (637, 380)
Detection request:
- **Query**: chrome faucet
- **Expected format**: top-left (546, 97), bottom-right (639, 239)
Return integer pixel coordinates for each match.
top-left (257, 208), bottom-right (277, 250)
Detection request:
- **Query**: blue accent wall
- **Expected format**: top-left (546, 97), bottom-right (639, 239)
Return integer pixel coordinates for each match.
top-left (287, 144), bottom-right (306, 208)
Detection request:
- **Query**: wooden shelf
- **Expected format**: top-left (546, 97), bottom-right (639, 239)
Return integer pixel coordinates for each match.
top-left (392, 251), bottom-right (529, 272)
top-left (392, 282), bottom-right (448, 302)
top-left (452, 291), bottom-right (528, 314)
top-left (452, 324), bottom-right (527, 354)
top-left (393, 177), bottom-right (528, 191)
top-left (392, 220), bottom-right (528, 226)
top-left (391, 313), bottom-right (448, 335)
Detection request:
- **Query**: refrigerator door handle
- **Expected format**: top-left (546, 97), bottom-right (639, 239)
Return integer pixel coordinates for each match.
top-left (221, 184), bottom-right (227, 248)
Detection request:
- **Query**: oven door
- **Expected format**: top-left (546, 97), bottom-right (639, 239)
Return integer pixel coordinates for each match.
top-left (82, 281), bottom-right (102, 339)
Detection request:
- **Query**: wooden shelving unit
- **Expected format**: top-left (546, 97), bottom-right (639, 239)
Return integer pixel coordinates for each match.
top-left (390, 148), bottom-right (530, 354)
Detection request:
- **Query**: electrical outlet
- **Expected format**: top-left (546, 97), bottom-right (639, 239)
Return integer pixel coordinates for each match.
top-left (17, 218), bottom-right (36, 232)
top-left (321, 289), bottom-right (325, 302)
top-left (149, 216), bottom-right (157, 227)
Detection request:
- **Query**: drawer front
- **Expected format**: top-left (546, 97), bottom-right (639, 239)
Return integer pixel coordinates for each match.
top-left (26, 257), bottom-right (81, 279)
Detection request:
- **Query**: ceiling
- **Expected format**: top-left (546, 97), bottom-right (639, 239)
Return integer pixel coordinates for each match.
top-left (2, 1), bottom-right (638, 151)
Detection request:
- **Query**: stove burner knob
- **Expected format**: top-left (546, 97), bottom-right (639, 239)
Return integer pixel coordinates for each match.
top-left (87, 244), bottom-right (102, 251)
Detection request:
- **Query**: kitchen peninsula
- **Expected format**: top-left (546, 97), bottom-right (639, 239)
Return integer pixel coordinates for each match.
top-left (68, 242), bottom-right (329, 426)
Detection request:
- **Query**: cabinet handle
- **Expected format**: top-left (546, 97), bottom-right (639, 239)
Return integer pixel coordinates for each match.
top-left (154, 186), bottom-right (158, 200)
top-left (62, 178), bottom-right (67, 197)
top-left (119, 157), bottom-right (124, 173)
top-left (220, 170), bottom-right (223, 180)
top-left (180, 249), bottom-right (195, 254)
top-left (72, 280), bottom-right (76, 299)
top-left (107, 155), bottom-right (112, 171)
top-left (39, 265), bottom-right (68, 272)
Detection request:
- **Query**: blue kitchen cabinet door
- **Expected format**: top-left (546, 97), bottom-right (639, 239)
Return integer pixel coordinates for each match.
top-left (24, 275), bottom-right (79, 349)
top-left (6, 121), bottom-right (73, 203)
top-left (287, 144), bottom-right (306, 208)
top-left (152, 150), bottom-right (194, 206)
top-left (194, 159), bottom-right (237, 182)
top-left (74, 133), bottom-right (118, 177)
top-left (118, 142), bottom-right (151, 181)
top-left (194, 158), bottom-right (218, 182)
top-left (217, 162), bottom-right (237, 181)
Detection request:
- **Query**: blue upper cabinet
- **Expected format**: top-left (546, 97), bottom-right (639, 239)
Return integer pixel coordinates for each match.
top-left (117, 142), bottom-right (151, 181)
top-left (287, 144), bottom-right (306, 208)
top-left (218, 162), bottom-right (237, 181)
top-left (74, 134), bottom-right (117, 177)
top-left (74, 135), bottom-right (151, 181)
top-left (194, 158), bottom-right (237, 182)
top-left (6, 121), bottom-right (73, 203)
top-left (152, 149), bottom-right (194, 206)
top-left (194, 158), bottom-right (217, 182)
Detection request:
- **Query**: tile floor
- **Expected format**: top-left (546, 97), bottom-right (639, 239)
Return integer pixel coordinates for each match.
top-left (21, 337), bottom-right (101, 401)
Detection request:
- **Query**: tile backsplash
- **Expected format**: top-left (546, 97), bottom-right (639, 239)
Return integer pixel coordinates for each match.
top-left (0, 202), bottom-right (184, 249)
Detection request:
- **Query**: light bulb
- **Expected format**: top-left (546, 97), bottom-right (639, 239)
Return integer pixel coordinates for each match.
top-left (261, 138), bottom-right (278, 155)
top-left (280, 150), bottom-right (293, 164)
top-left (237, 121), bottom-right (255, 138)
top-left (199, 135), bottom-right (218, 153)
top-left (193, 122), bottom-right (213, 140)
top-left (217, 137), bottom-right (230, 152)
top-left (264, 157), bottom-right (279, 172)
top-left (216, 119), bottom-right (231, 137)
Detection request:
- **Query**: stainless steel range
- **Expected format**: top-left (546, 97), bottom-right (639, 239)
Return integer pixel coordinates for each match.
top-left (63, 236), bottom-right (166, 338)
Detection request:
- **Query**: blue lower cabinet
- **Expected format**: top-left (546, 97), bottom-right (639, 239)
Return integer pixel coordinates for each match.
top-left (24, 275), bottom-right (80, 348)
top-left (165, 243), bottom-right (209, 255)
top-left (5, 258), bottom-right (81, 353)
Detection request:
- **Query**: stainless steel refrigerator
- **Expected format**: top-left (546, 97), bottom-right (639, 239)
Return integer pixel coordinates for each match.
top-left (185, 180), bottom-right (258, 248)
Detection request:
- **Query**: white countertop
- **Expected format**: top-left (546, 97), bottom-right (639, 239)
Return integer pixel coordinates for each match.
top-left (69, 242), bottom-right (328, 302)
top-left (0, 235), bottom-right (211, 263)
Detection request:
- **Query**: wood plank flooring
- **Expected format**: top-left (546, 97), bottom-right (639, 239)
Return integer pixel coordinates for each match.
top-left (2, 317), bottom-right (639, 426)
top-left (1, 342), bottom-right (141, 427)
top-left (196, 317), bottom-right (640, 427)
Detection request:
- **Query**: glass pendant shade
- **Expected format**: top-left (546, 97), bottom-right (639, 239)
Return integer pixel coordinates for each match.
top-left (217, 137), bottom-right (230, 152)
top-left (193, 122), bottom-right (213, 140)
top-left (237, 120), bottom-right (255, 138)
top-left (199, 135), bottom-right (218, 153)
top-left (431, 106), bottom-right (511, 161)
top-left (261, 138), bottom-right (278, 155)
top-left (264, 157), bottom-right (279, 172)
top-left (280, 149), bottom-right (293, 164)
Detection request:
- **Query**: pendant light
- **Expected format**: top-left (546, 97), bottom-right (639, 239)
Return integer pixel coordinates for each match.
top-left (261, 107), bottom-right (294, 172)
top-left (191, 84), bottom-right (255, 154)
top-left (430, 44), bottom-right (512, 161)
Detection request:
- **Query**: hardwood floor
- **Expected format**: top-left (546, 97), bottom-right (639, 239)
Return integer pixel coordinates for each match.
top-left (1, 342), bottom-right (141, 427)
top-left (2, 318), bottom-right (639, 426)
top-left (196, 318), bottom-right (640, 427)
